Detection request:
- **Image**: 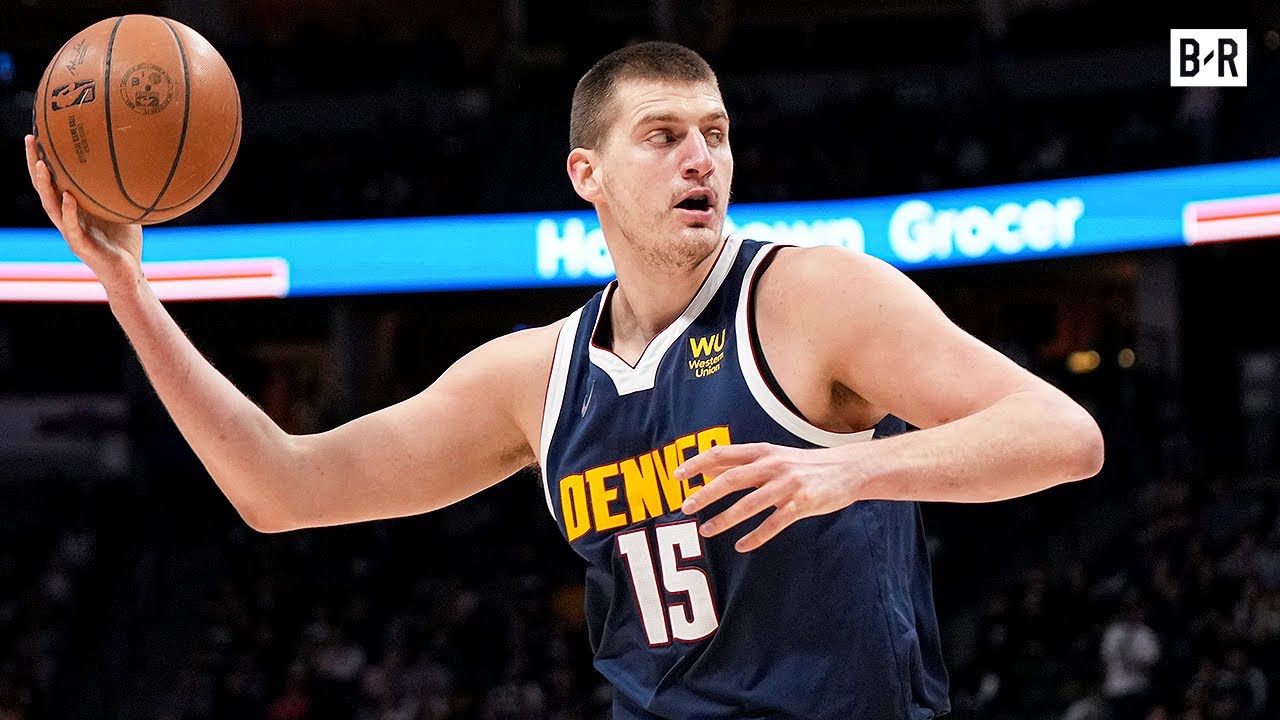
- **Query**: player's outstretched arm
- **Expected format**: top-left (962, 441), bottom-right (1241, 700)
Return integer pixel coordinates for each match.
top-left (26, 134), bottom-right (553, 533)
top-left (277, 325), bottom-right (556, 530)
top-left (680, 245), bottom-right (1105, 551)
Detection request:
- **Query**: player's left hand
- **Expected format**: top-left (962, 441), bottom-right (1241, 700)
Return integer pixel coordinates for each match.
top-left (676, 442), bottom-right (873, 552)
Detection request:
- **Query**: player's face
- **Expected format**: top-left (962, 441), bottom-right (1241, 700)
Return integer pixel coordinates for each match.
top-left (591, 78), bottom-right (733, 268)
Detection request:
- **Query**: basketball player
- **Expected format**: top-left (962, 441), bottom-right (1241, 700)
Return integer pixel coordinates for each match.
top-left (25, 41), bottom-right (1103, 719)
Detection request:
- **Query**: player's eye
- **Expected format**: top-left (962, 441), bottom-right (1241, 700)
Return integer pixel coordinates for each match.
top-left (648, 131), bottom-right (676, 144)
top-left (706, 129), bottom-right (726, 145)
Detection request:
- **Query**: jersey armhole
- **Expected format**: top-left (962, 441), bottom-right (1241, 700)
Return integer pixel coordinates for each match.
top-left (746, 247), bottom-right (809, 421)
top-left (538, 308), bottom-right (583, 517)
top-left (735, 243), bottom-right (876, 448)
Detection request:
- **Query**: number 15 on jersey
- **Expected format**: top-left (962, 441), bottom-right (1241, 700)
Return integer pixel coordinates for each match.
top-left (617, 520), bottom-right (720, 646)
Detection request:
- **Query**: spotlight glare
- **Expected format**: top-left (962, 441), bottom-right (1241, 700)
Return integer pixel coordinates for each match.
top-left (1067, 350), bottom-right (1101, 374)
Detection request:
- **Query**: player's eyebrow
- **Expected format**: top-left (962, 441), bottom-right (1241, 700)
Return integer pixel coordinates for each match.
top-left (634, 110), bottom-right (729, 128)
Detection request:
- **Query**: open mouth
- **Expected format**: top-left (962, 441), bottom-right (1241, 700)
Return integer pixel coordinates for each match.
top-left (675, 194), bottom-right (712, 212)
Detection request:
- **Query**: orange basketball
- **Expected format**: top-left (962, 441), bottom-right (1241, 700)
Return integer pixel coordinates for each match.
top-left (32, 15), bottom-right (241, 225)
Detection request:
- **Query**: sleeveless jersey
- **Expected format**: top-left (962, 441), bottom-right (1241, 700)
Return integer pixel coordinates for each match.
top-left (538, 237), bottom-right (950, 719)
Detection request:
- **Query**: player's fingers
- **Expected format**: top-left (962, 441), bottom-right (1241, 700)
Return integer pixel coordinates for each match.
top-left (60, 192), bottom-right (87, 246)
top-left (681, 462), bottom-right (770, 514)
top-left (32, 161), bottom-right (66, 232)
top-left (675, 443), bottom-right (769, 484)
top-left (698, 483), bottom-right (786, 537)
top-left (23, 135), bottom-right (38, 184)
top-left (734, 504), bottom-right (799, 553)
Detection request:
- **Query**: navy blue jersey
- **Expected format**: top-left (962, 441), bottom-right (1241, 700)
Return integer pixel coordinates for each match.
top-left (538, 237), bottom-right (950, 719)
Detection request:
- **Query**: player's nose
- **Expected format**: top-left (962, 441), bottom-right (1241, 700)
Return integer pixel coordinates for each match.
top-left (681, 132), bottom-right (714, 179)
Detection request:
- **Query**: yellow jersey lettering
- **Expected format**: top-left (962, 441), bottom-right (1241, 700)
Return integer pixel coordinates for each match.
top-left (557, 424), bottom-right (734, 540)
top-left (586, 463), bottom-right (627, 532)
top-left (661, 440), bottom-right (686, 504)
top-left (649, 448), bottom-right (686, 512)
top-left (620, 455), bottom-right (666, 524)
top-left (560, 474), bottom-right (591, 541)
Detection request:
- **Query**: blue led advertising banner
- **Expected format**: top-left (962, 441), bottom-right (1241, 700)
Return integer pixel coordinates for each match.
top-left (0, 158), bottom-right (1276, 301)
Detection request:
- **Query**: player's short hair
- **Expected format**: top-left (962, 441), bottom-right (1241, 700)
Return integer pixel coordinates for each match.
top-left (569, 41), bottom-right (719, 151)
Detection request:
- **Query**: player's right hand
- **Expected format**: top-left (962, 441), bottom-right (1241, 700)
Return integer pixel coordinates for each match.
top-left (24, 134), bottom-right (144, 293)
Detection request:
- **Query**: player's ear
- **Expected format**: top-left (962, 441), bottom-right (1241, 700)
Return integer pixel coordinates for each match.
top-left (567, 148), bottom-right (601, 203)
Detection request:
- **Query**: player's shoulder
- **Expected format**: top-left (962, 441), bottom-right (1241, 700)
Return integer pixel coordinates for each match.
top-left (756, 243), bottom-right (906, 308)
top-left (766, 242), bottom-right (894, 278)
top-left (482, 317), bottom-right (569, 372)
top-left (462, 318), bottom-right (573, 420)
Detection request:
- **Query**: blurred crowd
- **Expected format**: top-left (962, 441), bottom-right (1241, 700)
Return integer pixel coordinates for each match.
top-left (952, 474), bottom-right (1280, 720)
top-left (0, 484), bottom-right (100, 720)
top-left (155, 485), bottom-right (609, 720)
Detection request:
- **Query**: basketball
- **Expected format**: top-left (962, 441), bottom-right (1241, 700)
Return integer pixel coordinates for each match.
top-left (31, 15), bottom-right (241, 225)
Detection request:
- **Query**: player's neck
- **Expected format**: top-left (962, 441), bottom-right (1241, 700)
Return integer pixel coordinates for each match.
top-left (607, 241), bottom-right (722, 363)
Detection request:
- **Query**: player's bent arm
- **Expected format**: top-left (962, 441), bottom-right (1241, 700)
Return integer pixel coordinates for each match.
top-left (767, 246), bottom-right (1104, 502)
top-left (108, 273), bottom-right (556, 531)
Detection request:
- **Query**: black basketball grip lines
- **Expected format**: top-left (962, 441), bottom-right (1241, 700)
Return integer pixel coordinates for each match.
top-left (104, 16), bottom-right (194, 222)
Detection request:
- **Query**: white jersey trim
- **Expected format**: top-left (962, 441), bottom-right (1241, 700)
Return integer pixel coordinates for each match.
top-left (588, 236), bottom-right (742, 396)
top-left (539, 308), bottom-right (584, 518)
top-left (734, 244), bottom-right (876, 448)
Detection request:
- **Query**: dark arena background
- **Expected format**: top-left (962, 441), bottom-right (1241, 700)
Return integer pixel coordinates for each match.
top-left (1, 1), bottom-right (1279, 719)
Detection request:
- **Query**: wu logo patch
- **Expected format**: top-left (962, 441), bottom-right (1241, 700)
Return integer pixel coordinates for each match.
top-left (688, 329), bottom-right (727, 378)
